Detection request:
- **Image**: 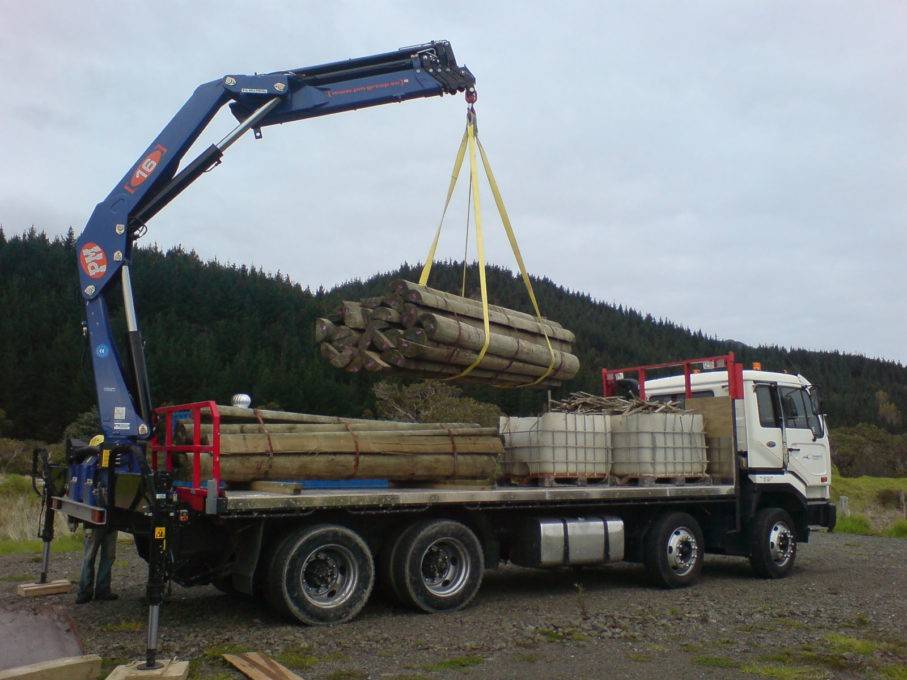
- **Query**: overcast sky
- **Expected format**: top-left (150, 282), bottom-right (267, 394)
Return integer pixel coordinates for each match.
top-left (2, 1), bottom-right (905, 364)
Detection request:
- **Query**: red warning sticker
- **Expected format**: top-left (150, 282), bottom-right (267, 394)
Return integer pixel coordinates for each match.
top-left (79, 242), bottom-right (108, 279)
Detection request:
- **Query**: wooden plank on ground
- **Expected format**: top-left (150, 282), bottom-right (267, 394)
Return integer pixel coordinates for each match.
top-left (16, 579), bottom-right (72, 597)
top-left (0, 654), bottom-right (101, 680)
top-left (104, 658), bottom-right (188, 680)
top-left (223, 652), bottom-right (302, 680)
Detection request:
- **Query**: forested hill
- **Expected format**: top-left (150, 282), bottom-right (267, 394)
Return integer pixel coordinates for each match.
top-left (1, 228), bottom-right (905, 441)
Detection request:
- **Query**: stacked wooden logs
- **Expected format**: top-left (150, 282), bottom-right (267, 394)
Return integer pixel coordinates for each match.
top-left (174, 405), bottom-right (503, 483)
top-left (315, 280), bottom-right (579, 389)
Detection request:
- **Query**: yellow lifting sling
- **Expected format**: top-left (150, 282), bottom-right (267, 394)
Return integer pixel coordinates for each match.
top-left (418, 107), bottom-right (556, 387)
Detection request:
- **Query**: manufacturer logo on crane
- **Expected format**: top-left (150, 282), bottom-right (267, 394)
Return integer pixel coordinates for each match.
top-left (124, 143), bottom-right (168, 194)
top-left (79, 242), bottom-right (108, 279)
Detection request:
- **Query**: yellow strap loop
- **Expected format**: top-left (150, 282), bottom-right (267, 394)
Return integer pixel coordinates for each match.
top-left (419, 115), bottom-right (556, 387)
top-left (449, 123), bottom-right (491, 380)
top-left (476, 138), bottom-right (556, 386)
top-left (419, 129), bottom-right (469, 287)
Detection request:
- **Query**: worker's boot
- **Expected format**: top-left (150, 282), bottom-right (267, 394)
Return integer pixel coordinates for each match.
top-left (94, 591), bottom-right (119, 601)
top-left (75, 591), bottom-right (93, 604)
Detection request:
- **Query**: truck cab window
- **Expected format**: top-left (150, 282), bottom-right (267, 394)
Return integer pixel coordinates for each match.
top-left (779, 387), bottom-right (810, 429)
top-left (755, 385), bottom-right (780, 428)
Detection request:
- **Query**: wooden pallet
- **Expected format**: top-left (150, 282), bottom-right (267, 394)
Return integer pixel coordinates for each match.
top-left (507, 474), bottom-right (611, 488)
top-left (610, 474), bottom-right (711, 487)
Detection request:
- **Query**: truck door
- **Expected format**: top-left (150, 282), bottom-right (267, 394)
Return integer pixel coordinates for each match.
top-left (777, 385), bottom-right (829, 490)
top-left (747, 383), bottom-right (786, 470)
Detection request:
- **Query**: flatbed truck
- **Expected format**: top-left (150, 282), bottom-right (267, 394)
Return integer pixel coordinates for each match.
top-left (32, 41), bottom-right (835, 667)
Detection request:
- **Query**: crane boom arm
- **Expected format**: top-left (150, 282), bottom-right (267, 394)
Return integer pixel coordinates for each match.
top-left (75, 41), bottom-right (474, 442)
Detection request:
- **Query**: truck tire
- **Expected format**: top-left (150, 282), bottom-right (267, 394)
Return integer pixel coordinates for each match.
top-left (265, 524), bottom-right (374, 625)
top-left (392, 519), bottom-right (484, 613)
top-left (748, 508), bottom-right (797, 579)
top-left (644, 512), bottom-right (704, 588)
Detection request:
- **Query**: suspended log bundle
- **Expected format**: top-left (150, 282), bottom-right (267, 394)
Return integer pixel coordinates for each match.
top-left (174, 406), bottom-right (502, 483)
top-left (315, 280), bottom-right (579, 389)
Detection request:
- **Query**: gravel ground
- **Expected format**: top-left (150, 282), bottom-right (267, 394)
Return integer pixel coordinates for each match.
top-left (1, 531), bottom-right (905, 679)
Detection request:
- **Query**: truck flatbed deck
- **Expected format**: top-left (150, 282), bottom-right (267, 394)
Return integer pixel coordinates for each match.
top-left (220, 482), bottom-right (737, 513)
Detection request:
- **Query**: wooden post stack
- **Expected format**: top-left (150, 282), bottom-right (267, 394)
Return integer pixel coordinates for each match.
top-left (314, 280), bottom-right (579, 389)
top-left (174, 406), bottom-right (502, 484)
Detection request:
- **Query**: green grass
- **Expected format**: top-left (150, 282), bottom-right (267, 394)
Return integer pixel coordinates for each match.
top-left (694, 655), bottom-right (741, 669)
top-left (423, 655), bottom-right (484, 672)
top-left (882, 663), bottom-right (907, 680)
top-left (0, 474), bottom-right (33, 496)
top-left (832, 473), bottom-right (907, 509)
top-left (741, 663), bottom-right (818, 680)
top-left (202, 642), bottom-right (250, 659)
top-left (274, 647), bottom-right (320, 670)
top-left (824, 633), bottom-right (891, 656)
top-left (0, 533), bottom-right (83, 555)
top-left (750, 634), bottom-right (907, 678)
top-left (834, 513), bottom-right (907, 538)
top-left (834, 514), bottom-right (876, 535)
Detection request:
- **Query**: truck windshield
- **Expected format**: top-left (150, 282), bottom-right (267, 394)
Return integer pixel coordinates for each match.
top-left (779, 386), bottom-right (824, 438)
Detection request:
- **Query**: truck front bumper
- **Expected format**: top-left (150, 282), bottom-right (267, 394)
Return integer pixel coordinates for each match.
top-left (808, 501), bottom-right (836, 530)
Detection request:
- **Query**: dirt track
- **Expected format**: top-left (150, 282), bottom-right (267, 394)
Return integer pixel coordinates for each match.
top-left (1, 531), bottom-right (905, 679)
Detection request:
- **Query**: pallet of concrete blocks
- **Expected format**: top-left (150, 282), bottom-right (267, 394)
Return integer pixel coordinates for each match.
top-left (314, 280), bottom-right (580, 389)
top-left (609, 412), bottom-right (708, 484)
top-left (499, 412), bottom-right (612, 485)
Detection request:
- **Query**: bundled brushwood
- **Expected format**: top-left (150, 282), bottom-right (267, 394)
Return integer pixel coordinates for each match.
top-left (316, 280), bottom-right (579, 389)
top-left (549, 392), bottom-right (687, 415)
top-left (174, 406), bottom-right (502, 483)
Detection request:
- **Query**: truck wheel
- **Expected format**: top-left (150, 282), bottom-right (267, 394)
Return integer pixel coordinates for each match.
top-left (266, 524), bottom-right (374, 625)
top-left (749, 508), bottom-right (797, 579)
top-left (393, 520), bottom-right (484, 613)
top-left (644, 512), bottom-right (704, 588)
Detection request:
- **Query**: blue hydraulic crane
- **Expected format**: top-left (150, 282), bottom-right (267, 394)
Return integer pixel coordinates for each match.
top-left (51, 41), bottom-right (474, 668)
top-left (76, 41), bottom-right (474, 445)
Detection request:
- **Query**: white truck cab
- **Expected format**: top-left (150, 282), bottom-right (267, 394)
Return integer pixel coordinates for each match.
top-left (645, 370), bottom-right (831, 501)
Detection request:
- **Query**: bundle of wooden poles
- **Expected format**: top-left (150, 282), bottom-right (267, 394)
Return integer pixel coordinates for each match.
top-left (173, 405), bottom-right (503, 484)
top-left (315, 280), bottom-right (579, 389)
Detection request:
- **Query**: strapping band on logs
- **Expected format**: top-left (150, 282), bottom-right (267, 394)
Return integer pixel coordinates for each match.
top-left (253, 409), bottom-right (275, 474)
top-left (446, 428), bottom-right (459, 479)
top-left (343, 421), bottom-right (362, 477)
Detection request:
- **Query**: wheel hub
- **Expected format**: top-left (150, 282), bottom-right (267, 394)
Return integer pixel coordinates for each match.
top-left (768, 522), bottom-right (794, 566)
top-left (300, 544), bottom-right (358, 608)
top-left (666, 527), bottom-right (699, 576)
top-left (420, 538), bottom-right (470, 597)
